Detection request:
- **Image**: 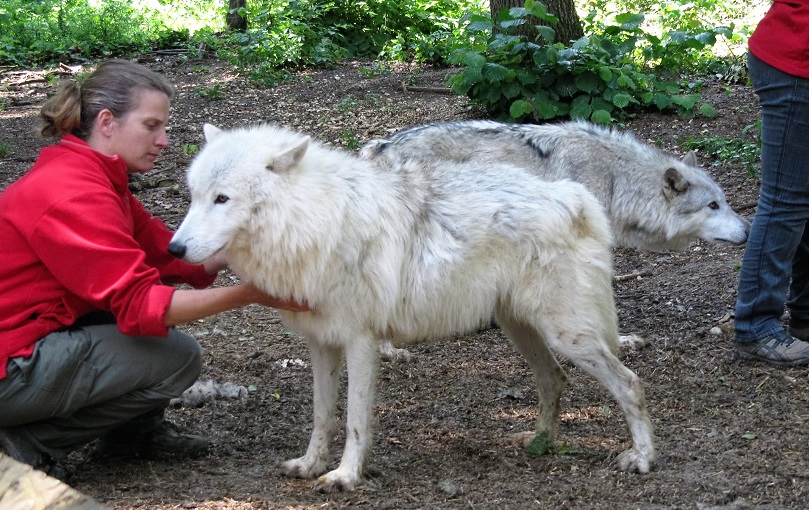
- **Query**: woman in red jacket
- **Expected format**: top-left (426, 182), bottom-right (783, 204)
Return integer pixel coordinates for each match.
top-left (734, 0), bottom-right (809, 365)
top-left (0, 60), bottom-right (308, 478)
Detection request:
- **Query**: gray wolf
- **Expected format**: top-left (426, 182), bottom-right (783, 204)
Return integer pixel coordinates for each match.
top-left (361, 120), bottom-right (750, 252)
top-left (168, 123), bottom-right (656, 491)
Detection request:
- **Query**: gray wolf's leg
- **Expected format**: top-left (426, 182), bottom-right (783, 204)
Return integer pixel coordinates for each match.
top-left (495, 310), bottom-right (565, 452)
top-left (379, 341), bottom-right (412, 362)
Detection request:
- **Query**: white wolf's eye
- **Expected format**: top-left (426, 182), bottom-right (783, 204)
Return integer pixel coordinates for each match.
top-left (215, 195), bottom-right (229, 204)
top-left (708, 201), bottom-right (719, 210)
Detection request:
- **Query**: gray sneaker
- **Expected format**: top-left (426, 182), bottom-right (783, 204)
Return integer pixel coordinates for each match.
top-left (735, 330), bottom-right (809, 367)
top-left (787, 317), bottom-right (809, 342)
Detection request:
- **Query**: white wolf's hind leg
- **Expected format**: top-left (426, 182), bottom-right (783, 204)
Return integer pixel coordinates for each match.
top-left (282, 342), bottom-right (342, 479)
top-left (545, 327), bottom-right (656, 473)
top-left (314, 335), bottom-right (378, 492)
top-left (495, 310), bottom-right (566, 453)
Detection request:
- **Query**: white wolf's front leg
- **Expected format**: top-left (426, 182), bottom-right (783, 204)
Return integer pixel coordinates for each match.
top-left (282, 342), bottom-right (342, 479)
top-left (314, 336), bottom-right (378, 492)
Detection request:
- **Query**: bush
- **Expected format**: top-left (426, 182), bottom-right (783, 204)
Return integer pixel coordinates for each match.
top-left (446, 0), bottom-right (728, 123)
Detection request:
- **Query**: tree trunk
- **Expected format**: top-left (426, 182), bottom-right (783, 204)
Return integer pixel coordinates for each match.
top-left (490, 0), bottom-right (583, 45)
top-left (226, 0), bottom-right (248, 32)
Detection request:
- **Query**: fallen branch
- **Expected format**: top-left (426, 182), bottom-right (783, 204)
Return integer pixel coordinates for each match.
top-left (614, 270), bottom-right (652, 282)
top-left (401, 81), bottom-right (453, 94)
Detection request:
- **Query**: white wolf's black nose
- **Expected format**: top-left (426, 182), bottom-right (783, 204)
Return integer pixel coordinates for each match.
top-left (167, 241), bottom-right (186, 259)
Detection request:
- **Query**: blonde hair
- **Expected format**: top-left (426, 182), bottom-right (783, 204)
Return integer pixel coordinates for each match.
top-left (39, 59), bottom-right (175, 139)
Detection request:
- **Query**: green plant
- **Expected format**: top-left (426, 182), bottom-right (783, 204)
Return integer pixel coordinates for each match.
top-left (340, 130), bottom-right (360, 150)
top-left (182, 144), bottom-right (199, 156)
top-left (336, 97), bottom-right (358, 113)
top-left (447, 0), bottom-right (724, 124)
top-left (0, 140), bottom-right (10, 158)
top-left (194, 84), bottom-right (225, 100)
top-left (359, 63), bottom-right (392, 78)
top-left (681, 121), bottom-right (761, 176)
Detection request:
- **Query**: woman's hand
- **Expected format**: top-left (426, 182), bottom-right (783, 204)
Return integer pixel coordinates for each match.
top-left (242, 284), bottom-right (311, 312)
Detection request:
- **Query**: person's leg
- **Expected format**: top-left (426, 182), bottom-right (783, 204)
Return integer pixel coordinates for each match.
top-left (0, 324), bottom-right (201, 463)
top-left (787, 224), bottom-right (809, 325)
top-left (735, 53), bottom-right (809, 353)
top-left (734, 52), bottom-right (809, 364)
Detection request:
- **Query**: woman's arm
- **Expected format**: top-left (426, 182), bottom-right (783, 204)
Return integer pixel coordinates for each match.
top-left (163, 284), bottom-right (310, 327)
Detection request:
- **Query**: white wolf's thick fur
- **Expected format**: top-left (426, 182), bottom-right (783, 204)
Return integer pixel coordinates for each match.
top-left (170, 123), bottom-right (656, 491)
top-left (361, 120), bottom-right (750, 252)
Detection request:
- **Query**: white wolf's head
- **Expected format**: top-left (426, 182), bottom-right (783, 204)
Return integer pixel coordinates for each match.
top-left (168, 124), bottom-right (310, 264)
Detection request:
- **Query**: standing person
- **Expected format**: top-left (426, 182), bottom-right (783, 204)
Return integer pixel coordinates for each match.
top-left (0, 59), bottom-right (308, 478)
top-left (734, 1), bottom-right (809, 366)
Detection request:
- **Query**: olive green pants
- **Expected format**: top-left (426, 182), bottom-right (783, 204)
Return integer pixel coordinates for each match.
top-left (0, 324), bottom-right (201, 460)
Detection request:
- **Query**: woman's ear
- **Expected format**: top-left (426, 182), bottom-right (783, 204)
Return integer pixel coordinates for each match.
top-left (95, 109), bottom-right (116, 137)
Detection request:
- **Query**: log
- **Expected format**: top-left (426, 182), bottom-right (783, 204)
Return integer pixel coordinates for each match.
top-left (0, 454), bottom-right (108, 510)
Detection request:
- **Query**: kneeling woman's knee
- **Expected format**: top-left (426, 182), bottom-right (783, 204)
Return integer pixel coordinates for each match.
top-left (164, 329), bottom-right (203, 391)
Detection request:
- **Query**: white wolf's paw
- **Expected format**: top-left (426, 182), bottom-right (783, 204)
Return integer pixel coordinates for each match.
top-left (281, 457), bottom-right (328, 479)
top-left (314, 467), bottom-right (362, 492)
top-left (379, 341), bottom-right (413, 362)
top-left (616, 448), bottom-right (655, 474)
top-left (618, 334), bottom-right (647, 349)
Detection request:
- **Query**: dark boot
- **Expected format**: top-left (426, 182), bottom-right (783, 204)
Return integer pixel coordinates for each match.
top-left (0, 427), bottom-right (69, 480)
top-left (97, 419), bottom-right (209, 459)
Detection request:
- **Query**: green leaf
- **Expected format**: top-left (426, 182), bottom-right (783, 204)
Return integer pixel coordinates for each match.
top-left (510, 99), bottom-right (534, 119)
top-left (653, 93), bottom-right (673, 110)
top-left (591, 109), bottom-right (612, 124)
top-left (502, 81), bottom-right (522, 99)
top-left (614, 12), bottom-right (645, 30)
top-left (616, 74), bottom-right (636, 90)
top-left (524, 431), bottom-right (551, 456)
top-left (598, 67), bottom-right (613, 83)
top-left (482, 62), bottom-right (509, 82)
top-left (570, 95), bottom-right (592, 119)
top-left (462, 52), bottom-right (486, 68)
top-left (612, 93), bottom-right (632, 108)
top-left (466, 20), bottom-right (494, 33)
top-left (555, 75), bottom-right (578, 97)
top-left (575, 71), bottom-right (600, 93)
top-left (742, 433), bottom-right (757, 440)
top-left (700, 102), bottom-right (716, 117)
top-left (537, 25), bottom-right (556, 44)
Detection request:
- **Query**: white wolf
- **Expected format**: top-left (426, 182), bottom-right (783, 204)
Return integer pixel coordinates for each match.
top-left (169, 123), bottom-right (656, 491)
top-left (361, 120), bottom-right (750, 252)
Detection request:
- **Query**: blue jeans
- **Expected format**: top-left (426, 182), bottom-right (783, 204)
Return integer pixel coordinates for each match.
top-left (735, 53), bottom-right (809, 342)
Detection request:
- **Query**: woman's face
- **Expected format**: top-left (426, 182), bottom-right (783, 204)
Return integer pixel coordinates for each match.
top-left (101, 89), bottom-right (170, 174)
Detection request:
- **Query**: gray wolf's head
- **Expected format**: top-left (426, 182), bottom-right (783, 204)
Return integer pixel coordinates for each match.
top-left (650, 151), bottom-right (750, 251)
top-left (168, 123), bottom-right (310, 264)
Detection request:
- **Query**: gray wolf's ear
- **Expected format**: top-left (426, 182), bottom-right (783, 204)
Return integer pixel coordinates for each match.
top-left (681, 150), bottom-right (699, 167)
top-left (203, 123), bottom-right (224, 142)
top-left (663, 167), bottom-right (690, 199)
top-left (268, 137), bottom-right (310, 173)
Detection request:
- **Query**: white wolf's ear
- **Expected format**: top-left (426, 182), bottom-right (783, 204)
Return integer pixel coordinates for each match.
top-left (663, 167), bottom-right (690, 199)
top-left (268, 137), bottom-right (310, 173)
top-left (203, 123), bottom-right (224, 142)
top-left (681, 150), bottom-right (699, 167)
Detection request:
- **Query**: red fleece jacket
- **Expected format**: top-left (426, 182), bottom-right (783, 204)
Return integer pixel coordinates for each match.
top-left (748, 0), bottom-right (809, 79)
top-left (0, 135), bottom-right (215, 379)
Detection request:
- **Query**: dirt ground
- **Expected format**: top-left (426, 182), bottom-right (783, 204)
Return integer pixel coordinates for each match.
top-left (2, 55), bottom-right (808, 510)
